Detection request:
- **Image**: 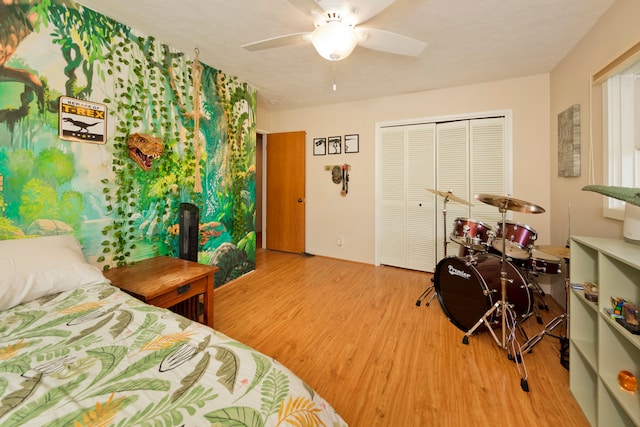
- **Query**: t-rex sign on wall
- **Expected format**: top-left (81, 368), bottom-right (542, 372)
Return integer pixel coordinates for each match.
top-left (58, 96), bottom-right (107, 144)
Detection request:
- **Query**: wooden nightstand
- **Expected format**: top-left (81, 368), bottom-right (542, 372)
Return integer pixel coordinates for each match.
top-left (103, 256), bottom-right (219, 328)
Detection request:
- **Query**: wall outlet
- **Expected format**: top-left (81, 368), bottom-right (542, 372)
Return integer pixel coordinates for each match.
top-left (336, 237), bottom-right (343, 246)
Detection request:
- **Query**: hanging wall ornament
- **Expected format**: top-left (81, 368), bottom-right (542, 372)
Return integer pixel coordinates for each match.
top-left (340, 163), bottom-right (349, 196)
top-left (191, 48), bottom-right (204, 193)
top-left (326, 164), bottom-right (351, 196)
top-left (126, 133), bottom-right (164, 170)
top-left (331, 165), bottom-right (342, 184)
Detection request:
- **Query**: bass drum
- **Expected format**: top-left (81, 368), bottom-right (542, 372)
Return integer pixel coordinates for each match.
top-left (434, 254), bottom-right (532, 332)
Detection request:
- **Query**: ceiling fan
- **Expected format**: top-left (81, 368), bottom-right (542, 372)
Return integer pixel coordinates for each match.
top-left (241, 0), bottom-right (426, 61)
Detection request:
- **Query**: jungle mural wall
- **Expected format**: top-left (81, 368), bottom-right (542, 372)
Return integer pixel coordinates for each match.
top-left (0, 0), bottom-right (257, 287)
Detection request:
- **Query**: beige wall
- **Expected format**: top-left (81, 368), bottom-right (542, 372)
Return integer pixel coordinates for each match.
top-left (549, 0), bottom-right (640, 244)
top-left (258, 74), bottom-right (550, 265)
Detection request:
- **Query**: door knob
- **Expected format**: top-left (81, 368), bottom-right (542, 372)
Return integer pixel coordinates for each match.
top-left (298, 198), bottom-right (303, 203)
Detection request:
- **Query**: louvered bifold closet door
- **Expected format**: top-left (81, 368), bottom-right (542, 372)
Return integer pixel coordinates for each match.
top-left (436, 121), bottom-right (470, 261)
top-left (380, 124), bottom-right (436, 271)
top-left (406, 124), bottom-right (436, 271)
top-left (380, 128), bottom-right (407, 268)
top-left (470, 117), bottom-right (506, 229)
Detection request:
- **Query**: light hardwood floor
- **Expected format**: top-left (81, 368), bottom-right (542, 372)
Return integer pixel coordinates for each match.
top-left (213, 249), bottom-right (589, 427)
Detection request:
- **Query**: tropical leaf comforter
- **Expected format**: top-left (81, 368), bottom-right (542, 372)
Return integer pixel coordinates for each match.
top-left (0, 282), bottom-right (348, 427)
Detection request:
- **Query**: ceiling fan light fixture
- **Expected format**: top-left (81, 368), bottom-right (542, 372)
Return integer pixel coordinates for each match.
top-left (311, 21), bottom-right (358, 61)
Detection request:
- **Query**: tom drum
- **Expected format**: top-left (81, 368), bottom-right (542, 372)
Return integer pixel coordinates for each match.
top-left (450, 218), bottom-right (493, 252)
top-left (491, 221), bottom-right (537, 260)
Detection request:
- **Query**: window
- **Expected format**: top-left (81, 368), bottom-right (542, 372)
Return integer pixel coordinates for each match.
top-left (597, 45), bottom-right (640, 220)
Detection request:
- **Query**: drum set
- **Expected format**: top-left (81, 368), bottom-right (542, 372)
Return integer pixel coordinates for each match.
top-left (417, 191), bottom-right (570, 392)
top-left (442, 216), bottom-right (563, 328)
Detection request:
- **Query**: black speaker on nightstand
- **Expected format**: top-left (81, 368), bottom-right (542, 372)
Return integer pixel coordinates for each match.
top-left (179, 202), bottom-right (199, 262)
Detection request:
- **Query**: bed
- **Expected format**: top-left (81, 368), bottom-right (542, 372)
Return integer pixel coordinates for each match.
top-left (0, 235), bottom-right (347, 427)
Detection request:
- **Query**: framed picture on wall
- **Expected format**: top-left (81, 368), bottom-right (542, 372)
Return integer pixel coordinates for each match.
top-left (313, 137), bottom-right (326, 156)
top-left (558, 104), bottom-right (581, 177)
top-left (344, 134), bottom-right (359, 153)
top-left (328, 136), bottom-right (341, 154)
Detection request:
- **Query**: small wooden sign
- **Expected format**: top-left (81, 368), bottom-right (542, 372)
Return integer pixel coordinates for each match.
top-left (59, 96), bottom-right (107, 144)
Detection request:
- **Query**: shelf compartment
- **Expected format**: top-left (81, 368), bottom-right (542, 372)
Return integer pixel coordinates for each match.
top-left (570, 347), bottom-right (598, 426)
top-left (570, 289), bottom-right (598, 369)
top-left (599, 380), bottom-right (639, 427)
top-left (601, 310), bottom-right (640, 353)
top-left (599, 317), bottom-right (640, 425)
top-left (572, 288), bottom-right (599, 313)
top-left (599, 252), bottom-right (640, 313)
top-left (571, 239), bottom-right (598, 284)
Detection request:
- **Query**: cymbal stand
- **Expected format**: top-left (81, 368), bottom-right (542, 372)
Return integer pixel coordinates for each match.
top-left (462, 206), bottom-right (530, 391)
top-left (416, 193), bottom-right (451, 307)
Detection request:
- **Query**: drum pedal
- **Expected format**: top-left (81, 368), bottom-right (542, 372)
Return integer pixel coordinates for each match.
top-left (415, 277), bottom-right (437, 307)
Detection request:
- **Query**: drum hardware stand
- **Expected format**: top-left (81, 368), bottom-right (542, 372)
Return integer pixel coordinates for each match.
top-left (461, 267), bottom-right (531, 391)
top-left (416, 191), bottom-right (454, 307)
top-left (555, 255), bottom-right (570, 369)
top-left (463, 207), bottom-right (512, 349)
top-left (462, 228), bottom-right (483, 266)
top-left (518, 312), bottom-right (566, 357)
top-left (462, 195), bottom-right (546, 392)
top-left (502, 245), bottom-right (547, 321)
top-left (504, 303), bottom-right (530, 391)
top-left (463, 247), bottom-right (481, 266)
top-left (415, 278), bottom-right (437, 307)
top-left (532, 280), bottom-right (550, 312)
top-left (519, 255), bottom-right (570, 370)
top-left (524, 271), bottom-right (549, 324)
top-left (524, 254), bottom-right (552, 313)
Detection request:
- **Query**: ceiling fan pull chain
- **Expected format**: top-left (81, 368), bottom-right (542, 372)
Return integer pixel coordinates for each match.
top-left (332, 61), bottom-right (337, 91)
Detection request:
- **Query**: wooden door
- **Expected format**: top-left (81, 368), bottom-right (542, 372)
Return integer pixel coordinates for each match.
top-left (266, 131), bottom-right (306, 253)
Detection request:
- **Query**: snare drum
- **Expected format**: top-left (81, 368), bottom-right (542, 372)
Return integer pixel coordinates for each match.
top-left (450, 218), bottom-right (492, 252)
top-left (514, 249), bottom-right (563, 275)
top-left (491, 221), bottom-right (537, 260)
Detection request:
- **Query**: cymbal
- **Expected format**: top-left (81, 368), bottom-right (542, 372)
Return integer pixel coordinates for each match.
top-left (475, 193), bottom-right (545, 214)
top-left (535, 245), bottom-right (570, 259)
top-left (426, 189), bottom-right (473, 206)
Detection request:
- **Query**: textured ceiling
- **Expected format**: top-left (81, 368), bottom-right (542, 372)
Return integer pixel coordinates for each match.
top-left (75, 0), bottom-right (615, 112)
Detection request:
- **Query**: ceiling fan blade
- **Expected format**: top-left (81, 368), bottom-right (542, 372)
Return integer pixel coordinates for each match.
top-left (356, 28), bottom-right (426, 57)
top-left (242, 32), bottom-right (311, 52)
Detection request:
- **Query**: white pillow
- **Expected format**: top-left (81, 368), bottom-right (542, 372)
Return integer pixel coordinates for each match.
top-left (0, 235), bottom-right (106, 310)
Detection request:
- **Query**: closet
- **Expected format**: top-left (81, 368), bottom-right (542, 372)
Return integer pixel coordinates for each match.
top-left (378, 116), bottom-right (508, 272)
